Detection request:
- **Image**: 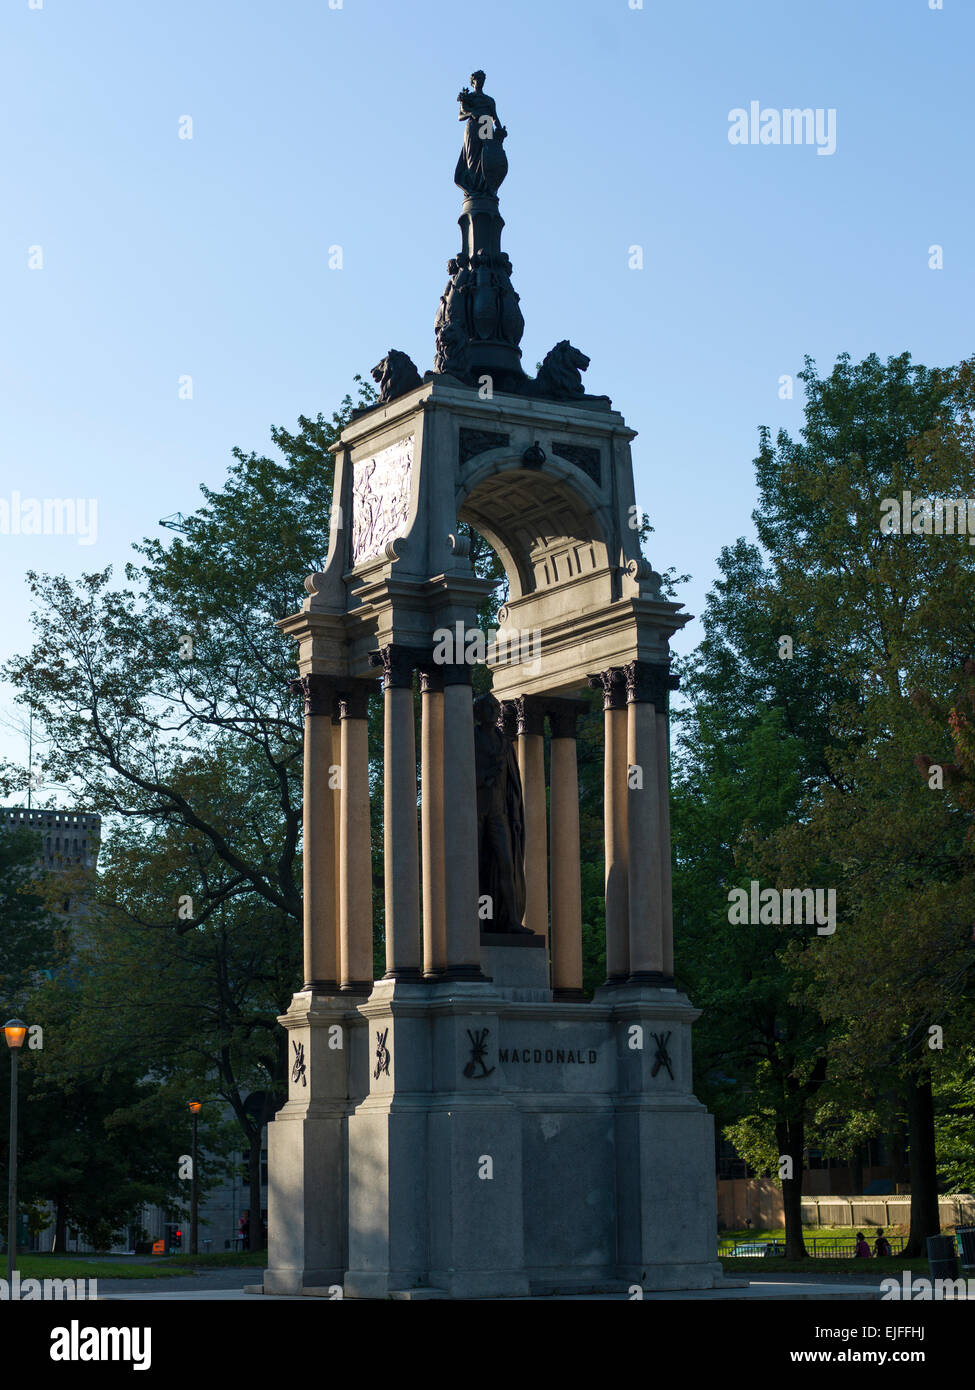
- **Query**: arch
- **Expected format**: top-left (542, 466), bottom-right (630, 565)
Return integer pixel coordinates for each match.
top-left (457, 458), bottom-right (610, 604)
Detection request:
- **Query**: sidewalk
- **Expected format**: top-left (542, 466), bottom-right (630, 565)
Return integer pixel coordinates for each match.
top-left (97, 1270), bottom-right (896, 1301)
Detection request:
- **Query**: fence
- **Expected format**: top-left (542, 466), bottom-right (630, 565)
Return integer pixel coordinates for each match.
top-left (803, 1196), bottom-right (975, 1229)
top-left (718, 1181), bottom-right (975, 1232)
top-left (719, 1234), bottom-right (907, 1259)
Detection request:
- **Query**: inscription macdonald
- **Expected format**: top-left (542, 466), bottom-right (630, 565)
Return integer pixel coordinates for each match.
top-left (499, 1047), bottom-right (598, 1065)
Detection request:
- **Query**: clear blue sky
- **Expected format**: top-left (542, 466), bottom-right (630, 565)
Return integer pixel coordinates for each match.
top-left (1, 0), bottom-right (972, 786)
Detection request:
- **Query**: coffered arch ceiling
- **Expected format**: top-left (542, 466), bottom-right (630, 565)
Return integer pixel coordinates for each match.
top-left (457, 465), bottom-right (609, 604)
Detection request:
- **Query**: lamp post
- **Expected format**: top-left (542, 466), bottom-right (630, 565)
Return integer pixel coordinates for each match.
top-left (188, 1101), bottom-right (201, 1256)
top-left (4, 1020), bottom-right (27, 1282)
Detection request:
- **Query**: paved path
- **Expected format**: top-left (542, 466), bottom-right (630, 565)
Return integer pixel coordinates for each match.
top-left (96, 1270), bottom-right (895, 1301)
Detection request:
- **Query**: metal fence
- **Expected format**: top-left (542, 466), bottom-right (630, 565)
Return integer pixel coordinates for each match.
top-left (719, 1235), bottom-right (907, 1259)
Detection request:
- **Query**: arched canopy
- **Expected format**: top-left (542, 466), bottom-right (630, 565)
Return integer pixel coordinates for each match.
top-left (457, 460), bottom-right (610, 605)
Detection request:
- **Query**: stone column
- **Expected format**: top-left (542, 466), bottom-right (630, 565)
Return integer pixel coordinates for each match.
top-left (511, 696), bottom-right (548, 941)
top-left (656, 672), bottom-right (679, 979)
top-left (419, 666), bottom-right (446, 977)
top-left (331, 714), bottom-right (343, 981)
top-left (441, 662), bottom-right (485, 979)
top-left (291, 674), bottom-right (338, 992)
top-left (548, 699), bottom-right (587, 1000)
top-left (624, 661), bottom-right (670, 984)
top-left (338, 683), bottom-right (374, 992)
top-left (369, 646), bottom-right (422, 981)
top-left (588, 668), bottom-right (629, 983)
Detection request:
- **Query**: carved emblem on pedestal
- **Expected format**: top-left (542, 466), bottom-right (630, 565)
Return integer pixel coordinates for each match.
top-left (651, 1031), bottom-right (674, 1080)
top-left (373, 1027), bottom-right (391, 1080)
top-left (463, 1027), bottom-right (495, 1079)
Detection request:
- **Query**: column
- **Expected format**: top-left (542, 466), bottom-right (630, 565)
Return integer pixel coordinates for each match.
top-left (338, 683), bottom-right (374, 991)
top-left (369, 646), bottom-right (422, 980)
top-left (330, 714), bottom-right (343, 981)
top-left (624, 662), bottom-right (667, 983)
top-left (512, 696), bottom-right (548, 941)
top-left (419, 666), bottom-right (446, 977)
top-left (548, 699), bottom-right (587, 1000)
top-left (657, 671), bottom-right (679, 979)
top-left (291, 674), bottom-right (338, 992)
top-left (441, 662), bottom-right (484, 979)
top-left (588, 668), bottom-right (629, 983)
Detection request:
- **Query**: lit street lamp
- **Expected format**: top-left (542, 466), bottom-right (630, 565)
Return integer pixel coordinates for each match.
top-left (5, 1020), bottom-right (27, 1281)
top-left (188, 1101), bottom-right (201, 1256)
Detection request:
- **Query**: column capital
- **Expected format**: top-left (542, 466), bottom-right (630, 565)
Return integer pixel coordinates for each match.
top-left (512, 694), bottom-right (546, 737)
top-left (546, 696), bottom-right (589, 739)
top-left (290, 673), bottom-right (336, 718)
top-left (336, 681), bottom-right (372, 720)
top-left (418, 665), bottom-right (445, 694)
top-left (623, 660), bottom-right (679, 711)
top-left (368, 644), bottom-right (426, 689)
top-left (587, 667), bottom-right (628, 711)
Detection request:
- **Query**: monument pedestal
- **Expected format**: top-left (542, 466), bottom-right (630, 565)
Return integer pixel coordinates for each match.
top-left (263, 991), bottom-right (366, 1296)
top-left (266, 949), bottom-right (722, 1298)
top-left (600, 983), bottom-right (724, 1291)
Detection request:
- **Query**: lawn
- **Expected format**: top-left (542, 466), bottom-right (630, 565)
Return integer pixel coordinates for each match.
top-left (719, 1226), bottom-right (940, 1276)
top-left (720, 1256), bottom-right (930, 1275)
top-left (8, 1249), bottom-right (267, 1280)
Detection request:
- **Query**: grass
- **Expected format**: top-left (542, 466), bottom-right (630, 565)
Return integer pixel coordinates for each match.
top-left (721, 1226), bottom-right (911, 1240)
top-left (720, 1256), bottom-right (930, 1276)
top-left (161, 1249), bottom-right (268, 1269)
top-left (719, 1225), bottom-right (937, 1276)
top-left (8, 1248), bottom-right (268, 1280)
top-left (8, 1254), bottom-right (195, 1280)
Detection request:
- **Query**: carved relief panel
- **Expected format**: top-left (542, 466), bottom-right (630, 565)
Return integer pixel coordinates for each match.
top-left (351, 435), bottom-right (414, 565)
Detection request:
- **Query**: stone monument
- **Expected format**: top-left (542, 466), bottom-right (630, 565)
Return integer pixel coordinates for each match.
top-left (263, 74), bottom-right (723, 1298)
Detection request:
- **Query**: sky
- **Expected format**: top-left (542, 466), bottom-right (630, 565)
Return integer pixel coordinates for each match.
top-left (1, 0), bottom-right (972, 792)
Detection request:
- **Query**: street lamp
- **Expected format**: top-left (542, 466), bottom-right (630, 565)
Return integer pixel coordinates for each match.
top-left (188, 1101), bottom-right (201, 1256)
top-left (5, 1020), bottom-right (27, 1282)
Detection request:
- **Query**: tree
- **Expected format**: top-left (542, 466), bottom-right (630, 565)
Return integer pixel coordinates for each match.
top-left (0, 1031), bottom-right (198, 1252)
top-left (2, 386), bottom-right (376, 941)
top-left (0, 824), bottom-right (58, 1007)
top-left (46, 789), bottom-right (303, 1250)
top-left (1, 383), bottom-right (376, 1242)
top-left (745, 351), bottom-right (975, 1254)
top-left (673, 689), bottom-right (833, 1257)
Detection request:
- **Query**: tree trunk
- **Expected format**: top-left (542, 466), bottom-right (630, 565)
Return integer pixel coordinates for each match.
top-left (890, 1113), bottom-right (909, 1187)
top-left (904, 1069), bottom-right (940, 1257)
top-left (247, 1130), bottom-right (264, 1251)
top-left (775, 1117), bottom-right (808, 1259)
top-left (852, 1145), bottom-right (865, 1196)
top-left (54, 1197), bottom-right (66, 1254)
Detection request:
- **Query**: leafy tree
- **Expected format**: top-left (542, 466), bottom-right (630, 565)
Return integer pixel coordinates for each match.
top-left (744, 352), bottom-right (975, 1254)
top-left (1, 383), bottom-right (376, 1244)
top-left (0, 824), bottom-right (58, 1007)
top-left (0, 1040), bottom-right (199, 1252)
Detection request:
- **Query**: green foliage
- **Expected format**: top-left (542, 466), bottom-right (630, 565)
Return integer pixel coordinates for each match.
top-left (0, 825), bottom-right (58, 1007)
top-left (673, 351), bottom-right (975, 1257)
top-left (0, 1055), bottom-right (194, 1251)
top-left (934, 1050), bottom-right (975, 1191)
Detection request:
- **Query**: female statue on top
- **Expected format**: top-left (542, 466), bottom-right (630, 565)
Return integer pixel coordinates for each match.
top-left (455, 71), bottom-right (508, 197)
